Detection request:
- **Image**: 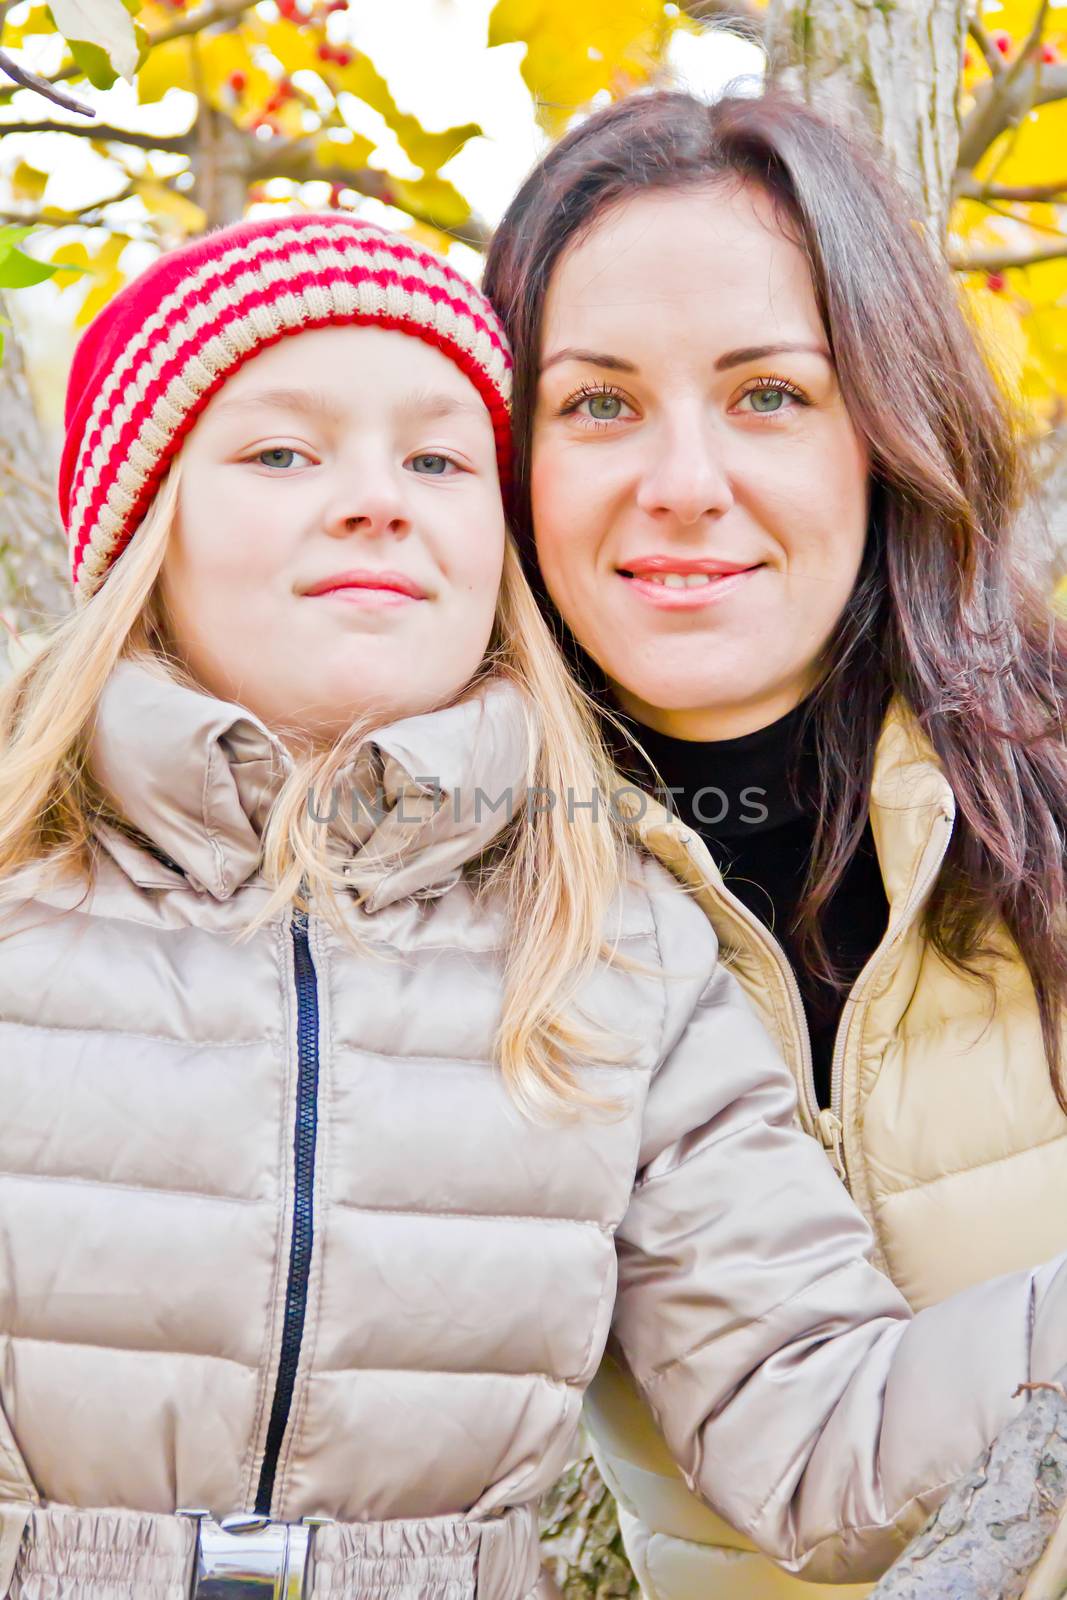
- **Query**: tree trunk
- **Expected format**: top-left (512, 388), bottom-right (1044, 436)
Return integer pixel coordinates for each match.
top-left (764, 0), bottom-right (968, 239)
top-left (871, 1376), bottom-right (1067, 1599)
top-left (539, 1438), bottom-right (638, 1600)
top-left (193, 104), bottom-right (252, 228)
top-left (0, 296), bottom-right (68, 643)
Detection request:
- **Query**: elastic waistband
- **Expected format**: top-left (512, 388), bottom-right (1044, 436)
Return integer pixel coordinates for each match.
top-left (4, 1502), bottom-right (542, 1600)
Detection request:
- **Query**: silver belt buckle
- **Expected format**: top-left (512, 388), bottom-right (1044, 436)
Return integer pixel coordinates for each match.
top-left (179, 1510), bottom-right (332, 1599)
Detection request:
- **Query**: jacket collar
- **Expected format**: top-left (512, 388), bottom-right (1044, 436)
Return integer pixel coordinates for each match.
top-left (89, 659), bottom-right (533, 907)
top-left (623, 698), bottom-right (956, 917)
top-left (867, 701), bottom-right (956, 910)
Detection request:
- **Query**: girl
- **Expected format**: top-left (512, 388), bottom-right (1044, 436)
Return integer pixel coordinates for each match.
top-left (0, 211), bottom-right (1065, 1600)
top-left (483, 88), bottom-right (1067, 1600)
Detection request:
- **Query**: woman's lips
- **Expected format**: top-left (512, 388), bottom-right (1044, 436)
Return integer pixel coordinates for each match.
top-left (617, 566), bottom-right (762, 609)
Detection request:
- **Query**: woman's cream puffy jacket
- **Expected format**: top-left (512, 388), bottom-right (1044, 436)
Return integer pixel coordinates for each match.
top-left (586, 703), bottom-right (1067, 1600)
top-left (2, 666), bottom-right (1067, 1600)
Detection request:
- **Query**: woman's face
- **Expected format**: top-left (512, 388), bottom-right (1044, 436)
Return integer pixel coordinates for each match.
top-left (161, 324), bottom-right (505, 746)
top-left (531, 182), bottom-right (871, 740)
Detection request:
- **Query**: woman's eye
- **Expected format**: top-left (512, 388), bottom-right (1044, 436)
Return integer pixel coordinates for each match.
top-left (736, 384), bottom-right (804, 415)
top-left (583, 393), bottom-right (624, 422)
top-left (256, 447), bottom-right (312, 469)
top-left (409, 453), bottom-right (452, 475)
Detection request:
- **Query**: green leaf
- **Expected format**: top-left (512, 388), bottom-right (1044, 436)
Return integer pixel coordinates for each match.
top-left (68, 36), bottom-right (120, 88)
top-left (48, 0), bottom-right (139, 79)
top-left (0, 249), bottom-right (58, 288)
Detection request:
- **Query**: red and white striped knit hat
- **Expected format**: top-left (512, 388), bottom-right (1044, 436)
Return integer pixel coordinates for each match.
top-left (59, 212), bottom-right (513, 603)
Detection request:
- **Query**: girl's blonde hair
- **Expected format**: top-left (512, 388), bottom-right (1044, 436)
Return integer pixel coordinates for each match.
top-left (0, 464), bottom-right (630, 1119)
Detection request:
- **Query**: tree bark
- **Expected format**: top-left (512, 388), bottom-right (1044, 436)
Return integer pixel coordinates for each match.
top-left (764, 0), bottom-right (968, 239)
top-left (871, 1377), bottom-right (1067, 1599)
top-left (0, 296), bottom-right (68, 643)
top-left (539, 1439), bottom-right (638, 1600)
top-left (192, 104), bottom-right (252, 228)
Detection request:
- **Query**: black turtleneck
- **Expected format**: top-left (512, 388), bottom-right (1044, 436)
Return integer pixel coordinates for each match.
top-left (620, 702), bottom-right (889, 1107)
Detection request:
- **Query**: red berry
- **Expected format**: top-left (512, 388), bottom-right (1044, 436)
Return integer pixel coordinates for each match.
top-left (327, 1), bottom-right (348, 12)
top-left (334, 47), bottom-right (353, 66)
top-left (278, 75), bottom-right (294, 97)
top-left (986, 271), bottom-right (1007, 293)
top-left (992, 29), bottom-right (1011, 53)
top-left (228, 69), bottom-right (247, 92)
top-left (316, 41), bottom-right (333, 59)
top-left (1041, 40), bottom-right (1058, 62)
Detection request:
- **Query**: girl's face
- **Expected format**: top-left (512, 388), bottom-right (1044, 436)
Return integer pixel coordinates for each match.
top-left (161, 325), bottom-right (505, 744)
top-left (531, 182), bottom-right (871, 740)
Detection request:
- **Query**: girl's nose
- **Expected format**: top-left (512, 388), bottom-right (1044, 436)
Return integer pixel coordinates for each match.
top-left (635, 410), bottom-right (735, 526)
top-left (325, 476), bottom-right (411, 541)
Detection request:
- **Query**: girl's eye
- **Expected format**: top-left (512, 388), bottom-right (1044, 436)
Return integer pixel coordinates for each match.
top-left (409, 453), bottom-right (453, 475)
top-left (735, 381), bottom-right (807, 416)
top-left (255, 447), bottom-right (313, 470)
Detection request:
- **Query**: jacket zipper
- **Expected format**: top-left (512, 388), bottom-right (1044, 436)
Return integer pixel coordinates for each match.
top-left (254, 904), bottom-right (321, 1516)
top-left (673, 806), bottom-right (953, 1188)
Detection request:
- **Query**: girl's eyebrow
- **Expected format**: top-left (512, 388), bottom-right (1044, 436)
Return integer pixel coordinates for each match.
top-left (213, 387), bottom-right (345, 422)
top-left (213, 387), bottom-right (486, 424)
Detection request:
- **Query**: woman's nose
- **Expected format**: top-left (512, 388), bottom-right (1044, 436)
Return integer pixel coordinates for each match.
top-left (635, 412), bottom-right (735, 525)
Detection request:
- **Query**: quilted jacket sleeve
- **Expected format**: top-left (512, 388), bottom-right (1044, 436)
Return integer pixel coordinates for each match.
top-left (610, 866), bottom-right (1067, 1584)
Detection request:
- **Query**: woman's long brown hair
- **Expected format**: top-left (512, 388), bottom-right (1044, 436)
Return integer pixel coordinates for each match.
top-left (484, 88), bottom-right (1067, 1105)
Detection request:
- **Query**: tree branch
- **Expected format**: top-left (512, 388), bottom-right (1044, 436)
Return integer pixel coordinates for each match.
top-left (147, 0), bottom-right (258, 48)
top-left (0, 0), bottom-right (255, 106)
top-left (957, 60), bottom-right (1067, 175)
top-left (0, 46), bottom-right (94, 114)
top-left (0, 181), bottom-right (136, 227)
top-left (0, 117), bottom-right (193, 152)
top-left (950, 238), bottom-right (1067, 271)
top-left (259, 144), bottom-right (494, 250)
top-left (957, 173), bottom-right (1067, 201)
top-left (967, 12), bottom-right (1006, 78)
top-left (871, 1374), bottom-right (1067, 1598)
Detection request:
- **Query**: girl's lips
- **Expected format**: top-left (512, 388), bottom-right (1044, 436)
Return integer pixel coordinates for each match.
top-left (313, 587), bottom-right (421, 608)
top-left (618, 567), bottom-right (762, 609)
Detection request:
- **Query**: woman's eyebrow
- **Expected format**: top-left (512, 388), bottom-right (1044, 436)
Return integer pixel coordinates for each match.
top-left (540, 348), bottom-right (638, 374)
top-left (715, 342), bottom-right (832, 370)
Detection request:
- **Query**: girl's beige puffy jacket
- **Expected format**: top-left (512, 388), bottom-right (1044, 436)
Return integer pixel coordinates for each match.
top-left (586, 703), bottom-right (1067, 1600)
top-left (3, 663), bottom-right (1067, 1600)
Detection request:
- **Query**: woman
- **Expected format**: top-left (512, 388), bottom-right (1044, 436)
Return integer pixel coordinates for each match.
top-left (484, 90), bottom-right (1067, 1599)
top-left (7, 209), bottom-right (1064, 1598)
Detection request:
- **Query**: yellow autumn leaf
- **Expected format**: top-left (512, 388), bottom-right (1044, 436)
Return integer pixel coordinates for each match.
top-left (11, 162), bottom-right (48, 203)
top-left (489, 0), bottom-right (677, 133)
top-left (329, 50), bottom-right (480, 172)
top-left (961, 277), bottom-right (1029, 404)
top-left (391, 119), bottom-right (482, 175)
top-left (134, 178), bottom-right (206, 234)
top-left (388, 173), bottom-right (471, 229)
top-left (315, 132), bottom-right (376, 174)
top-left (263, 18), bottom-right (323, 76)
top-left (135, 34), bottom-right (193, 102)
top-left (1, 3), bottom-right (54, 45)
top-left (977, 100), bottom-right (1067, 188)
top-left (73, 234), bottom-right (131, 326)
top-left (404, 220), bottom-right (453, 257)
